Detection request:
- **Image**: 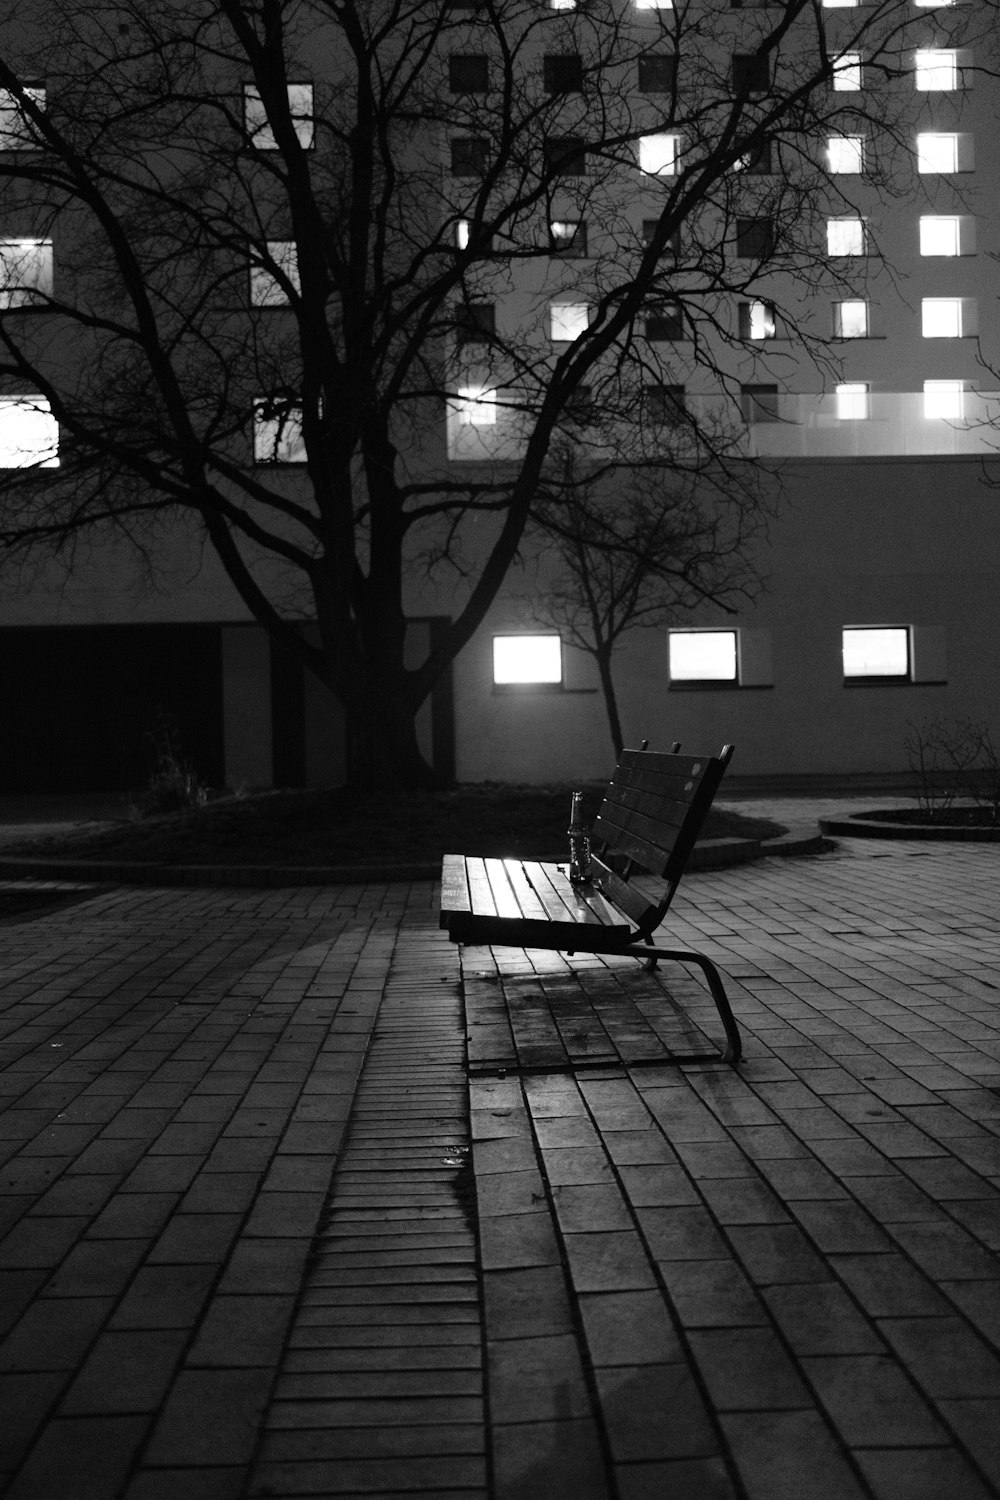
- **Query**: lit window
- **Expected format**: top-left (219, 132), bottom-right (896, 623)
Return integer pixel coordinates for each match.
top-left (0, 86), bottom-right (45, 149)
top-left (0, 239), bottom-right (53, 307)
top-left (638, 134), bottom-right (680, 176)
top-left (915, 50), bottom-right (957, 90)
top-left (549, 220), bottom-right (587, 256)
top-left (455, 220), bottom-right (494, 254)
top-left (734, 139), bottom-right (773, 174)
top-left (923, 380), bottom-right (964, 419)
top-left (921, 299), bottom-right (963, 338)
top-left (0, 397), bottom-right (59, 467)
top-left (549, 0), bottom-right (577, 9)
top-left (822, 0), bottom-right (858, 8)
top-left (836, 382), bottom-right (869, 419)
top-left (833, 301), bottom-right (868, 338)
top-left (253, 398), bottom-right (307, 463)
top-left (739, 300), bottom-right (776, 339)
top-left (919, 216), bottom-right (960, 256)
top-left (842, 627), bottom-right (909, 680)
top-left (549, 303), bottom-right (590, 341)
top-left (455, 385), bottom-right (497, 426)
top-left (244, 83), bottom-right (314, 150)
top-left (914, 0), bottom-right (952, 6)
top-left (826, 217), bottom-right (866, 256)
top-left (917, 133), bottom-right (958, 173)
top-left (249, 241), bottom-right (300, 306)
top-left (669, 631), bottom-right (738, 683)
top-left (832, 54), bottom-right (862, 91)
top-left (828, 136), bottom-right (864, 173)
top-left (493, 635), bottom-right (562, 685)
top-left (636, 0), bottom-right (673, 8)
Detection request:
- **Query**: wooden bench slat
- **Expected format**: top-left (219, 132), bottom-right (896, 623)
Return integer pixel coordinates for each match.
top-left (592, 812), bottom-right (674, 879)
top-left (590, 857), bottom-right (660, 928)
top-left (503, 858), bottom-right (550, 922)
top-left (465, 856), bottom-right (498, 918)
top-left (604, 784), bottom-right (697, 832)
top-left (616, 749), bottom-right (709, 781)
top-left (440, 853), bottom-right (472, 920)
top-left (483, 858), bottom-right (525, 920)
top-left (524, 861), bottom-right (605, 925)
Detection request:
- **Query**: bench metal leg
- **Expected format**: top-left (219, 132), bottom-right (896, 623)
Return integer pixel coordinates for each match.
top-left (626, 944), bottom-right (742, 1065)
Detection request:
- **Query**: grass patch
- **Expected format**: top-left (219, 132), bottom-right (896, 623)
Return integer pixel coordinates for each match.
top-left (4, 784), bottom-right (785, 868)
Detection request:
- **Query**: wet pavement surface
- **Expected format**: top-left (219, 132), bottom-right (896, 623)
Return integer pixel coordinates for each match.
top-left (0, 821), bottom-right (998, 1498)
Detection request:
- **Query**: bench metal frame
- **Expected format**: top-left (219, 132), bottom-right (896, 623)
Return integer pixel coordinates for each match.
top-left (440, 743), bottom-right (742, 1066)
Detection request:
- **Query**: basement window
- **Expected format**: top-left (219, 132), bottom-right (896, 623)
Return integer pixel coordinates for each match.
top-left (842, 627), bottom-right (909, 682)
top-left (493, 634), bottom-right (563, 687)
top-left (669, 630), bottom-right (738, 685)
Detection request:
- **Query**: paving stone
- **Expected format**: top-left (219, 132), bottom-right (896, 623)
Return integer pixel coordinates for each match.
top-left (562, 1230), bottom-right (657, 1293)
top-left (688, 1326), bottom-right (812, 1410)
top-left (613, 1456), bottom-right (739, 1500)
top-left (787, 1198), bottom-right (892, 1252)
top-left (0, 1294), bottom-right (116, 1370)
top-left (635, 1205), bottom-right (729, 1261)
top-left (577, 1290), bottom-right (684, 1365)
top-left (876, 1315), bottom-right (1000, 1397)
top-left (487, 1333), bottom-right (590, 1422)
top-left (720, 1409), bottom-right (867, 1500)
top-left (697, 1177), bottom-right (791, 1225)
top-left (478, 1208), bottom-right (562, 1270)
top-left (726, 1224), bottom-right (830, 1285)
top-left (2, 1413), bottom-right (151, 1500)
top-left (492, 1418), bottom-right (610, 1500)
top-left (124, 1467), bottom-right (248, 1500)
top-left (887, 1220), bottom-right (1000, 1280)
top-left (482, 1265), bottom-right (576, 1338)
top-left (0, 1370), bottom-right (68, 1470)
top-left (596, 1363), bottom-right (717, 1461)
top-left (762, 1282), bottom-right (884, 1355)
top-left (854, 1445), bottom-right (997, 1500)
top-left (59, 1329), bottom-right (188, 1414)
top-left (143, 1368), bottom-right (274, 1465)
top-left (658, 1257), bottom-right (768, 1329)
top-left (803, 1353), bottom-right (949, 1445)
top-left (938, 1397), bottom-right (1000, 1480)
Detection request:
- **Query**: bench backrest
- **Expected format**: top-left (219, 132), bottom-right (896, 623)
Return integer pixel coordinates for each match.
top-left (590, 743), bottom-right (734, 941)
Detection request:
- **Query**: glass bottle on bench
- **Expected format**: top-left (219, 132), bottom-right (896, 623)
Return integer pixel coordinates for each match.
top-left (567, 791), bottom-right (592, 884)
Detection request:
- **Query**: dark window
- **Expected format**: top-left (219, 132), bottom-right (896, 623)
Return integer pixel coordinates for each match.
top-left (642, 220), bottom-right (681, 259)
top-left (741, 383), bottom-right (780, 422)
top-left (449, 55), bottom-right (488, 92)
top-left (638, 55), bottom-right (677, 94)
top-left (544, 54), bottom-right (583, 94)
top-left (544, 135), bottom-right (587, 176)
top-left (736, 137), bottom-right (773, 174)
top-left (645, 383), bottom-right (686, 424)
top-left (730, 0), bottom-right (778, 8)
top-left (732, 52), bottom-right (770, 96)
top-left (451, 136), bottom-right (490, 175)
top-left (549, 219), bottom-right (587, 256)
top-left (736, 216), bottom-right (775, 258)
top-left (563, 384), bottom-right (595, 426)
top-left (645, 302), bottom-right (685, 340)
top-left (456, 302), bottom-right (495, 343)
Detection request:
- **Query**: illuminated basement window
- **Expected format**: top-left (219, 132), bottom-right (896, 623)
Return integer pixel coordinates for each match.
top-left (635, 0), bottom-right (673, 8)
top-left (253, 398), bottom-right (307, 462)
top-left (455, 385), bottom-right (497, 426)
top-left (826, 217), bottom-right (866, 256)
top-left (832, 54), bottom-right (862, 91)
top-left (249, 241), bottom-right (300, 306)
top-left (244, 84), bottom-right (314, 151)
top-left (842, 627), bottom-right (909, 681)
top-left (0, 239), bottom-right (53, 306)
top-left (638, 134), bottom-right (681, 177)
top-left (669, 630), bottom-right (738, 684)
top-left (549, 303), bottom-right (590, 341)
top-left (836, 382), bottom-right (869, 419)
top-left (923, 380), bottom-right (965, 419)
top-left (0, 396), bottom-right (59, 467)
top-left (917, 133), bottom-right (958, 173)
top-left (915, 49), bottom-right (957, 90)
top-left (834, 301), bottom-right (869, 338)
top-left (493, 635), bottom-right (562, 685)
top-left (822, 0), bottom-right (859, 9)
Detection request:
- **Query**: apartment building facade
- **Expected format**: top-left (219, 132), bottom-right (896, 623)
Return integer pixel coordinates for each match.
top-left (0, 0), bottom-right (997, 790)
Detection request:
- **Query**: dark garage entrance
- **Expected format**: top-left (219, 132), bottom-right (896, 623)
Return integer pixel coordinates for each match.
top-left (0, 624), bottom-right (224, 794)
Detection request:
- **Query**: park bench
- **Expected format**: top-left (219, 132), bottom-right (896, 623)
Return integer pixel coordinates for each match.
top-left (440, 742), bottom-right (742, 1065)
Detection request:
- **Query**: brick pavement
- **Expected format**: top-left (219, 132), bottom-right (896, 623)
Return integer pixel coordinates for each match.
top-left (1, 837), bottom-right (999, 1498)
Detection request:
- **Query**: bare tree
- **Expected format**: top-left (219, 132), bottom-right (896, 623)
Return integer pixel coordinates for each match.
top-left (0, 0), bottom-right (988, 785)
top-left (526, 447), bottom-right (766, 754)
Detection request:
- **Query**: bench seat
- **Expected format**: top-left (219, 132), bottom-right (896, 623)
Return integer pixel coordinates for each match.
top-left (441, 854), bottom-right (632, 950)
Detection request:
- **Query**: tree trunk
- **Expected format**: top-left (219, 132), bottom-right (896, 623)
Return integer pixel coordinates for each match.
top-left (345, 683), bottom-right (439, 791)
top-left (595, 647), bottom-right (624, 758)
